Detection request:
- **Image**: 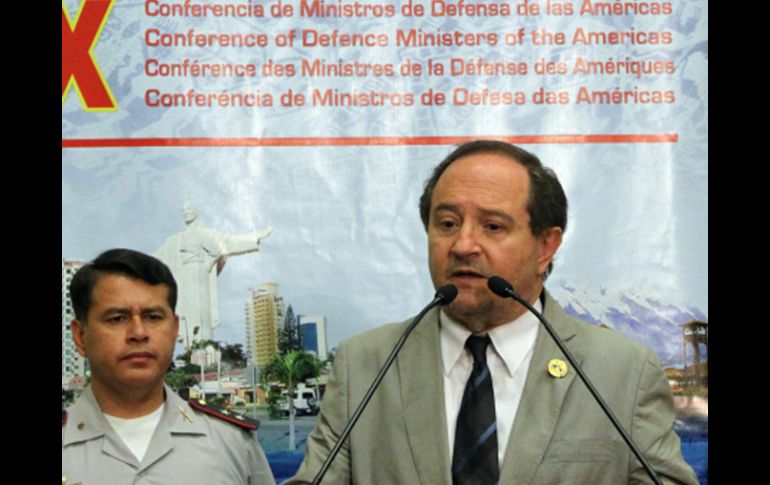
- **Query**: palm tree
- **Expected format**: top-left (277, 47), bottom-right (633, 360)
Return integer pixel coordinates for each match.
top-left (261, 350), bottom-right (317, 450)
top-left (308, 355), bottom-right (329, 407)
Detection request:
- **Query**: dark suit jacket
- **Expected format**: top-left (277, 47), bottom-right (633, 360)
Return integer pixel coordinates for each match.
top-left (285, 291), bottom-right (698, 484)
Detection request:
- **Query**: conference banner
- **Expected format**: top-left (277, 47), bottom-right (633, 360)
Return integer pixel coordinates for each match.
top-left (62, 0), bottom-right (708, 481)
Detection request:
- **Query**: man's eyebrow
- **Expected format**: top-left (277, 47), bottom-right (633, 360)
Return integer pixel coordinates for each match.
top-left (477, 208), bottom-right (514, 224)
top-left (432, 202), bottom-right (460, 214)
top-left (433, 203), bottom-right (515, 223)
top-left (142, 306), bottom-right (170, 314)
top-left (98, 306), bottom-right (169, 317)
top-left (97, 307), bottom-right (130, 318)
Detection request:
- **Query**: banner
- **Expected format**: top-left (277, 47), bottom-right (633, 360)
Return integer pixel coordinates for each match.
top-left (63, 0), bottom-right (707, 480)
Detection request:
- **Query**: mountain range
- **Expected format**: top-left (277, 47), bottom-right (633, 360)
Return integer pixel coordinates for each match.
top-left (549, 282), bottom-right (708, 368)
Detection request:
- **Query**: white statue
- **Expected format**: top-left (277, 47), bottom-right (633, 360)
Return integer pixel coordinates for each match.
top-left (154, 203), bottom-right (272, 344)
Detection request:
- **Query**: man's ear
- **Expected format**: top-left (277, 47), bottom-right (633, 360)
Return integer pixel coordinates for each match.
top-left (71, 319), bottom-right (87, 358)
top-left (537, 227), bottom-right (563, 275)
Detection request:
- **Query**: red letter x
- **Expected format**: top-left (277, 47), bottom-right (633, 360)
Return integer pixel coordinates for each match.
top-left (62, 0), bottom-right (117, 111)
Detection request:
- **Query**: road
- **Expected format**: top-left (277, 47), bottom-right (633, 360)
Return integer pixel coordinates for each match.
top-left (249, 413), bottom-right (318, 481)
top-left (253, 413), bottom-right (318, 453)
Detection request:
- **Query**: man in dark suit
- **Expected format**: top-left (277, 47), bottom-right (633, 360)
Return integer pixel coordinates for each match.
top-left (286, 140), bottom-right (698, 484)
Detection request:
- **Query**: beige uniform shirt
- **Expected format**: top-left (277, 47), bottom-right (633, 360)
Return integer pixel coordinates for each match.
top-left (62, 385), bottom-right (275, 485)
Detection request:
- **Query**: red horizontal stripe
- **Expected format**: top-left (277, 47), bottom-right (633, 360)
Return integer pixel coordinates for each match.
top-left (62, 134), bottom-right (678, 148)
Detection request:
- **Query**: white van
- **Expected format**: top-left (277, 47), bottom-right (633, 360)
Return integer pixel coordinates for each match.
top-left (279, 385), bottom-right (319, 416)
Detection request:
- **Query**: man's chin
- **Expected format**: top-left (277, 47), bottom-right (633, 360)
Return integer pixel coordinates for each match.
top-left (444, 298), bottom-right (486, 322)
top-left (444, 296), bottom-right (518, 332)
top-left (117, 370), bottom-right (165, 387)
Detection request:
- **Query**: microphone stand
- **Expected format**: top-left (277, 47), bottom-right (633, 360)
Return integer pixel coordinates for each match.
top-left (311, 285), bottom-right (458, 485)
top-left (488, 276), bottom-right (663, 485)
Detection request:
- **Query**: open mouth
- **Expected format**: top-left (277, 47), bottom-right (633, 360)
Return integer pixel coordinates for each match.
top-left (450, 269), bottom-right (486, 279)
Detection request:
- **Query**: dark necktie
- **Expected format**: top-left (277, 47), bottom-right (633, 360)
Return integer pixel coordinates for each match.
top-left (452, 335), bottom-right (499, 485)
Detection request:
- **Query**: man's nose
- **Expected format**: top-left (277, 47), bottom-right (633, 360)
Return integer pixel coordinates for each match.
top-left (127, 315), bottom-right (149, 342)
top-left (450, 224), bottom-right (482, 258)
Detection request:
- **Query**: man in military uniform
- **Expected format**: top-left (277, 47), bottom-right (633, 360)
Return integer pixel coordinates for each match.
top-left (62, 248), bottom-right (275, 484)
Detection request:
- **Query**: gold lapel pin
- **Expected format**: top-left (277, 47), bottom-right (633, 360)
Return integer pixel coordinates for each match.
top-left (178, 405), bottom-right (193, 423)
top-left (547, 359), bottom-right (568, 378)
top-left (77, 422), bottom-right (85, 431)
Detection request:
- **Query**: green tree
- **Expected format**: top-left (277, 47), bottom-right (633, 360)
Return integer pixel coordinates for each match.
top-left (191, 339), bottom-right (221, 350)
top-left (221, 343), bottom-right (247, 368)
top-left (307, 355), bottom-right (328, 404)
top-left (278, 305), bottom-right (301, 354)
top-left (165, 368), bottom-right (198, 392)
top-left (177, 362), bottom-right (201, 374)
top-left (261, 350), bottom-right (317, 450)
top-left (176, 349), bottom-right (192, 363)
top-left (266, 389), bottom-right (283, 420)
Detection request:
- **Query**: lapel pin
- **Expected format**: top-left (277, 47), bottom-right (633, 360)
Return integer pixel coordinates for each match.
top-left (547, 359), bottom-right (568, 378)
top-left (178, 405), bottom-right (193, 423)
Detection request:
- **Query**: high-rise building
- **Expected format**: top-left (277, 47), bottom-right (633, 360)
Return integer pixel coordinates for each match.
top-left (299, 314), bottom-right (328, 361)
top-left (244, 283), bottom-right (285, 368)
top-left (62, 259), bottom-right (87, 388)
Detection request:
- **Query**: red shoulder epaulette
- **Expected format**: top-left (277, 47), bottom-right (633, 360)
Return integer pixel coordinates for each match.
top-left (187, 398), bottom-right (260, 431)
top-left (62, 409), bottom-right (68, 427)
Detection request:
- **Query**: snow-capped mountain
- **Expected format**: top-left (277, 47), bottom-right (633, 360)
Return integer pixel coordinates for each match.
top-left (548, 281), bottom-right (708, 367)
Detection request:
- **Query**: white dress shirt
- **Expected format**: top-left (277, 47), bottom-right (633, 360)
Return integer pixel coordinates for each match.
top-left (440, 300), bottom-right (541, 467)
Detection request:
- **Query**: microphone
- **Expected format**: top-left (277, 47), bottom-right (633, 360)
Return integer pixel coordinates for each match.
top-left (487, 276), bottom-right (664, 485)
top-left (311, 285), bottom-right (458, 485)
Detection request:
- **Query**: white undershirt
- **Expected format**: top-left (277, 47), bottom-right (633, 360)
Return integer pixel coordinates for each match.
top-left (440, 301), bottom-right (540, 467)
top-left (104, 402), bottom-right (165, 462)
